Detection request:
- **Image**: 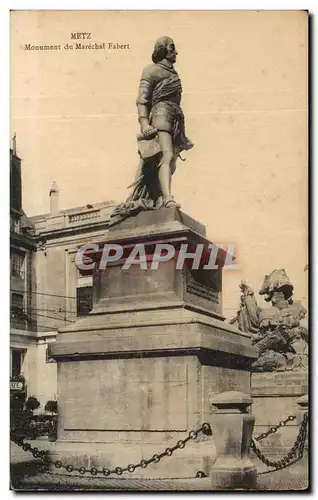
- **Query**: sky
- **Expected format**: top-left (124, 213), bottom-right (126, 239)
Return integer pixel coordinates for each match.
top-left (10, 10), bottom-right (308, 315)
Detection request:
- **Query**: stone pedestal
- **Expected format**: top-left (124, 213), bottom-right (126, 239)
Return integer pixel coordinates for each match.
top-left (49, 208), bottom-right (257, 484)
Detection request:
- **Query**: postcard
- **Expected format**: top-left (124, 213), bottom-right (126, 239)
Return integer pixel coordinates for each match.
top-left (10, 10), bottom-right (308, 491)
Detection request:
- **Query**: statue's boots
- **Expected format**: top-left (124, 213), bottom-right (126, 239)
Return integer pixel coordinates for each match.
top-left (163, 195), bottom-right (181, 209)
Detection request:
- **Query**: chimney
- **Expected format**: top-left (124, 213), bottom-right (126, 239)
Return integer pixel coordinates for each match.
top-left (49, 181), bottom-right (60, 215)
top-left (12, 133), bottom-right (17, 155)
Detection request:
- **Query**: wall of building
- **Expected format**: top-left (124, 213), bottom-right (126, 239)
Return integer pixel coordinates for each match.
top-left (32, 201), bottom-right (114, 331)
top-left (10, 332), bottom-right (37, 395)
top-left (11, 331), bottom-right (57, 409)
top-left (35, 336), bottom-right (57, 408)
top-left (21, 201), bottom-right (115, 405)
top-left (10, 149), bottom-right (117, 407)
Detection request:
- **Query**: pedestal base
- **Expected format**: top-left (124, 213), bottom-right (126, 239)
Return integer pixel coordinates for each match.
top-left (49, 438), bottom-right (217, 479)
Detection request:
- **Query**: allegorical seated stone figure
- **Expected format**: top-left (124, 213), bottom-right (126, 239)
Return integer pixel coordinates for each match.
top-left (229, 280), bottom-right (260, 334)
top-left (108, 36), bottom-right (193, 227)
top-left (230, 269), bottom-right (308, 372)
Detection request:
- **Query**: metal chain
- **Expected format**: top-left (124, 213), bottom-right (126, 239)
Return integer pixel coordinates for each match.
top-left (254, 414), bottom-right (297, 442)
top-left (12, 410), bottom-right (309, 477)
top-left (251, 412), bottom-right (308, 472)
top-left (11, 422), bottom-right (212, 477)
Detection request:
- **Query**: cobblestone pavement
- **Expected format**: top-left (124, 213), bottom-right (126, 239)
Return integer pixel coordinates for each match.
top-left (10, 439), bottom-right (309, 492)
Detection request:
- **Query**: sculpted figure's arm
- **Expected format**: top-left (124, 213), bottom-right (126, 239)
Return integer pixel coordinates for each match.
top-left (136, 65), bottom-right (158, 137)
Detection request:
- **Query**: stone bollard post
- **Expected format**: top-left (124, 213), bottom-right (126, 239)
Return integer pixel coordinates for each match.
top-left (296, 394), bottom-right (308, 460)
top-left (209, 391), bottom-right (257, 490)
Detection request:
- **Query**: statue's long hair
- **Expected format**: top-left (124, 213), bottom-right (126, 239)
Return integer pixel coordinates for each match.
top-left (152, 45), bottom-right (167, 64)
top-left (151, 36), bottom-right (173, 63)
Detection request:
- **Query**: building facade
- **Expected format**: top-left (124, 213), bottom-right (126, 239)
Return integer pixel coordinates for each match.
top-left (10, 146), bottom-right (38, 398)
top-left (30, 191), bottom-right (115, 406)
top-left (10, 146), bottom-right (115, 407)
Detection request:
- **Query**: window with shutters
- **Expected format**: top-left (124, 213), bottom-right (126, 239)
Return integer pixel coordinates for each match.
top-left (76, 286), bottom-right (93, 316)
top-left (11, 349), bottom-right (25, 377)
top-left (11, 250), bottom-right (25, 279)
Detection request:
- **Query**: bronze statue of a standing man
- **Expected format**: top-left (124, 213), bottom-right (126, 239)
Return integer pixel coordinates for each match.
top-left (109, 36), bottom-right (193, 227)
